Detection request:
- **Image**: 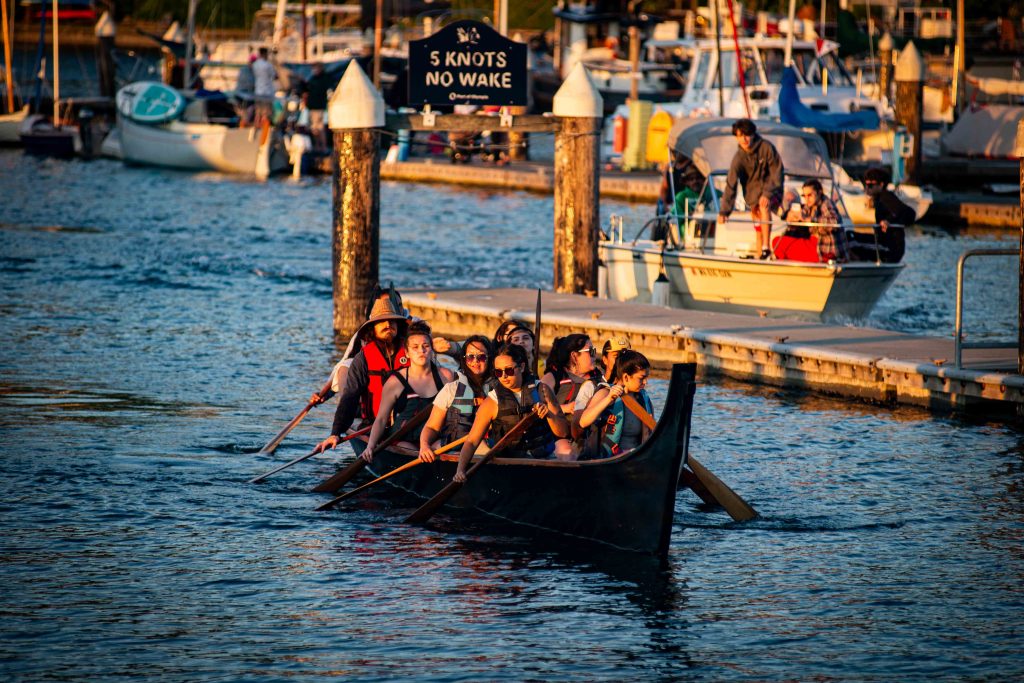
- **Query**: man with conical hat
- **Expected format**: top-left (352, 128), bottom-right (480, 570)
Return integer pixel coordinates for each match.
top-left (313, 285), bottom-right (411, 454)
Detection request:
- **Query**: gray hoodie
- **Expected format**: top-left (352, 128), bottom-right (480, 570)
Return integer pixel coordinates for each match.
top-left (719, 135), bottom-right (784, 216)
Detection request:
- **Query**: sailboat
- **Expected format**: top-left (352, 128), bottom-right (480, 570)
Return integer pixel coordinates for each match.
top-left (0, 0), bottom-right (28, 142)
top-left (20, 0), bottom-right (76, 157)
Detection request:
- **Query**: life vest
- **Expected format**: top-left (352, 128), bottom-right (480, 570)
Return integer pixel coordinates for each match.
top-left (442, 379), bottom-right (487, 443)
top-left (600, 389), bottom-right (654, 457)
top-left (387, 364), bottom-right (444, 443)
top-left (489, 380), bottom-right (554, 458)
top-left (553, 372), bottom-right (586, 406)
top-left (361, 341), bottom-right (409, 420)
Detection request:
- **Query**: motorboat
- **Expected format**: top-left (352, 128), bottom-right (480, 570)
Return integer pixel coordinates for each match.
top-left (113, 80), bottom-right (288, 177)
top-left (599, 118), bottom-right (904, 320)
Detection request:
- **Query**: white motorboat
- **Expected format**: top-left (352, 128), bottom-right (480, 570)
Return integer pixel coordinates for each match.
top-left (599, 118), bottom-right (904, 320)
top-left (0, 105), bottom-right (29, 143)
top-left (114, 81), bottom-right (288, 177)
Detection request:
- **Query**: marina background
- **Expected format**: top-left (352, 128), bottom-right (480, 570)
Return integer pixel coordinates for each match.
top-left (2, 149), bottom-right (1023, 680)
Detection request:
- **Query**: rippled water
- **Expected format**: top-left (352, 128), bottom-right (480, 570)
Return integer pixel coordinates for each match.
top-left (2, 150), bottom-right (1023, 681)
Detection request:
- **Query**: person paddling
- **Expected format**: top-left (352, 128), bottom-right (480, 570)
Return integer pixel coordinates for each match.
top-left (418, 335), bottom-right (494, 463)
top-left (578, 350), bottom-right (654, 458)
top-left (453, 344), bottom-right (570, 482)
top-left (361, 322), bottom-right (454, 461)
top-left (313, 287), bottom-right (410, 454)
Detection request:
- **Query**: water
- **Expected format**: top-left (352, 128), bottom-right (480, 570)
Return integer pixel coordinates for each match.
top-left (2, 151), bottom-right (1023, 681)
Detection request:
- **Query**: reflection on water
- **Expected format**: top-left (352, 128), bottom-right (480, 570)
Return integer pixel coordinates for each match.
top-left (1, 150), bottom-right (1023, 680)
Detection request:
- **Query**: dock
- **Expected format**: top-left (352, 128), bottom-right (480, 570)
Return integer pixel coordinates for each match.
top-left (405, 288), bottom-right (1023, 415)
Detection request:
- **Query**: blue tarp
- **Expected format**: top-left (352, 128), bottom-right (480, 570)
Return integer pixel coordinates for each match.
top-left (778, 67), bottom-right (880, 133)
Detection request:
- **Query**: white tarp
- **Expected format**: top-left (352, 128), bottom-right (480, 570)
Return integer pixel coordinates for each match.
top-left (942, 105), bottom-right (1024, 158)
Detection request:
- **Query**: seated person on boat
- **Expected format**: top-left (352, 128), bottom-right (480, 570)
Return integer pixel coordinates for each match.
top-left (418, 335), bottom-right (494, 463)
top-left (658, 149), bottom-right (707, 232)
top-left (361, 322), bottom-right (455, 461)
top-left (453, 344), bottom-right (570, 483)
top-left (494, 320), bottom-right (539, 379)
top-left (577, 350), bottom-right (654, 458)
top-left (848, 166), bottom-right (914, 264)
top-left (541, 334), bottom-right (602, 461)
top-left (313, 288), bottom-right (410, 455)
top-left (772, 179), bottom-right (849, 263)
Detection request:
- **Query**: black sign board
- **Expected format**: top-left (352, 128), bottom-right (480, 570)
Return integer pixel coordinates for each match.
top-left (408, 20), bottom-right (527, 107)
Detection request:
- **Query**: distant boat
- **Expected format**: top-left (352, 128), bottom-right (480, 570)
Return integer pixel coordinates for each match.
top-left (113, 81), bottom-right (288, 177)
top-left (19, 0), bottom-right (75, 158)
top-left (600, 119), bottom-right (904, 320)
top-left (0, 105), bottom-right (28, 144)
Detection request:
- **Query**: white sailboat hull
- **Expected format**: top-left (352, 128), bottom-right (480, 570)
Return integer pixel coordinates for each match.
top-left (0, 105), bottom-right (29, 143)
top-left (118, 115), bottom-right (286, 176)
top-left (600, 241), bottom-right (903, 320)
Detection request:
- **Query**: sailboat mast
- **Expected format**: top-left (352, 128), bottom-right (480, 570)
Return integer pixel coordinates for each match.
top-left (51, 0), bottom-right (58, 124)
top-left (2, 0), bottom-right (14, 111)
top-left (184, 0), bottom-right (197, 88)
top-left (784, 0), bottom-right (796, 66)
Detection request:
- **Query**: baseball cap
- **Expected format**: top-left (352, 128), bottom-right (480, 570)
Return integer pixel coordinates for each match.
top-left (602, 336), bottom-right (631, 354)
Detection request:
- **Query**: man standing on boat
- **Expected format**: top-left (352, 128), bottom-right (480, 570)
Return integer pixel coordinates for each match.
top-left (718, 119), bottom-right (785, 260)
top-left (313, 287), bottom-right (410, 454)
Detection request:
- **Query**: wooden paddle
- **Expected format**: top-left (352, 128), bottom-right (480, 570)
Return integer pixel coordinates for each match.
top-left (533, 289), bottom-right (541, 378)
top-left (621, 394), bottom-right (757, 522)
top-left (405, 412), bottom-right (539, 524)
top-left (314, 435), bottom-right (469, 511)
top-left (257, 377), bottom-right (333, 456)
top-left (311, 404), bottom-right (434, 494)
top-left (248, 425), bottom-right (370, 484)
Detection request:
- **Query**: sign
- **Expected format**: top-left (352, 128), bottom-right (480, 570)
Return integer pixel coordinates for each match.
top-left (408, 20), bottom-right (527, 107)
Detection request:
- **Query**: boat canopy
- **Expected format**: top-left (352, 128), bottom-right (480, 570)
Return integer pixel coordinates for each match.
top-left (668, 117), bottom-right (833, 179)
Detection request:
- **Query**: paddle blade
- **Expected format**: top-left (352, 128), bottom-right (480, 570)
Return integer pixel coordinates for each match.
top-left (316, 459), bottom-right (423, 511)
top-left (405, 479), bottom-right (464, 524)
top-left (311, 457), bottom-right (367, 494)
top-left (687, 455), bottom-right (757, 522)
top-left (677, 465), bottom-right (718, 506)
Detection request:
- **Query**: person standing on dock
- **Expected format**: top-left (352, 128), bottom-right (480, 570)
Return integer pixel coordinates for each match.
top-left (313, 289), bottom-right (410, 455)
top-left (718, 119), bottom-right (784, 260)
top-left (850, 167), bottom-right (915, 264)
top-left (302, 62), bottom-right (332, 152)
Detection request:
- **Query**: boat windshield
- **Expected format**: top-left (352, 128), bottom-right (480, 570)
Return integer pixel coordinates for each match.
top-left (790, 49), bottom-right (854, 87)
top-left (716, 48), bottom-right (764, 87)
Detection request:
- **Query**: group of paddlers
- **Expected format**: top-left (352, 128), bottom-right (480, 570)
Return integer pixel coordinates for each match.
top-left (311, 285), bottom-right (656, 481)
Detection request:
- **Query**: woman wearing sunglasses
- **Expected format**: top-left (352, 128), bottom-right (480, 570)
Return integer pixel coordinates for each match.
top-left (417, 335), bottom-right (494, 463)
top-left (578, 350), bottom-right (654, 458)
top-left (361, 322), bottom-right (455, 462)
top-left (453, 344), bottom-right (570, 483)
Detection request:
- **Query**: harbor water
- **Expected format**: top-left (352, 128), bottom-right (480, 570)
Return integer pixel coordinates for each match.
top-left (1, 150), bottom-right (1022, 681)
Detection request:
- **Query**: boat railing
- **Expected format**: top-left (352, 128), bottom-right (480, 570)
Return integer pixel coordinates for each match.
top-left (955, 248), bottom-right (1018, 369)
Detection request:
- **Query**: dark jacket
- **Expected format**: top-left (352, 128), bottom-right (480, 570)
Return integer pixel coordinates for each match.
top-left (330, 342), bottom-right (406, 437)
top-left (872, 189), bottom-right (915, 263)
top-left (304, 70), bottom-right (334, 110)
top-left (719, 135), bottom-right (784, 215)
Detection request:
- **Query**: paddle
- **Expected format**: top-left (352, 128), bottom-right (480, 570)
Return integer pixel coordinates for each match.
top-left (311, 404), bottom-right (433, 494)
top-left (620, 394), bottom-right (757, 522)
top-left (405, 413), bottom-right (539, 524)
top-left (533, 289), bottom-right (542, 378)
top-left (257, 377), bottom-right (333, 456)
top-left (248, 425), bottom-right (371, 484)
top-left (314, 435), bottom-right (469, 511)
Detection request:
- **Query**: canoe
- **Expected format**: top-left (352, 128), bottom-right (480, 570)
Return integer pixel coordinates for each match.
top-left (331, 363), bottom-right (698, 557)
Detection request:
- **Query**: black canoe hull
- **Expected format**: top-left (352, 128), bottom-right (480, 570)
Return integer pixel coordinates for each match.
top-left (339, 363), bottom-right (698, 557)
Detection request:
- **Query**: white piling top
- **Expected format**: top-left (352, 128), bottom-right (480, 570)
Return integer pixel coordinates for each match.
top-left (162, 21), bottom-right (184, 43)
top-left (328, 60), bottom-right (385, 130)
top-left (95, 11), bottom-right (115, 38)
top-left (553, 63), bottom-right (603, 118)
top-left (894, 41), bottom-right (925, 82)
top-left (878, 32), bottom-right (893, 51)
top-left (1016, 118), bottom-right (1024, 159)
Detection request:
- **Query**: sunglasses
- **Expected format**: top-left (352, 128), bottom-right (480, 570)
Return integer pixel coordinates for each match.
top-left (575, 347), bottom-right (597, 357)
top-left (465, 353), bottom-right (488, 363)
top-left (864, 181), bottom-right (881, 187)
top-left (493, 366), bottom-right (518, 378)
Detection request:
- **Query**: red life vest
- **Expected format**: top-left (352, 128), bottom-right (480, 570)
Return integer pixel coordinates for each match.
top-left (361, 341), bottom-right (409, 420)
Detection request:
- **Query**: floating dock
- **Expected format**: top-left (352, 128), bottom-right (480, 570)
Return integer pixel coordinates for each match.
top-left (405, 288), bottom-right (1022, 415)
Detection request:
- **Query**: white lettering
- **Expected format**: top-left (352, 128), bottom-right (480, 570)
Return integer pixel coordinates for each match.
top-left (429, 51), bottom-right (440, 67)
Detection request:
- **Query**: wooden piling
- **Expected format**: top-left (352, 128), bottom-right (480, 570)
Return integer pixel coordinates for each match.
top-left (877, 32), bottom-right (893, 103)
top-left (552, 64), bottom-right (603, 295)
top-left (328, 61), bottom-right (385, 337)
top-left (507, 105), bottom-right (528, 161)
top-left (1016, 118), bottom-right (1024, 378)
top-left (94, 12), bottom-right (116, 98)
top-left (894, 41), bottom-right (924, 185)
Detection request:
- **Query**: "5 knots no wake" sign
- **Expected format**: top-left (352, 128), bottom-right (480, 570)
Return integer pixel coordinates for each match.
top-left (408, 20), bottom-right (527, 107)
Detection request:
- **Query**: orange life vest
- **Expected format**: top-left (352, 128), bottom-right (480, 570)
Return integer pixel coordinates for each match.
top-left (361, 341), bottom-right (409, 420)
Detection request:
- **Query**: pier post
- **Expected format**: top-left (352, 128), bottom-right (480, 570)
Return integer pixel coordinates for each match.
top-left (328, 61), bottom-right (385, 338)
top-left (1017, 119), bottom-right (1024, 378)
top-left (507, 106), bottom-right (528, 161)
top-left (94, 12), bottom-right (116, 98)
top-left (877, 32), bottom-right (893, 104)
top-left (552, 64), bottom-right (603, 295)
top-left (894, 42), bottom-right (924, 185)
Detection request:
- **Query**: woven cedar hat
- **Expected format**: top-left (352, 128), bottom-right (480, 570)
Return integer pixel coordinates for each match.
top-left (356, 283), bottom-right (408, 339)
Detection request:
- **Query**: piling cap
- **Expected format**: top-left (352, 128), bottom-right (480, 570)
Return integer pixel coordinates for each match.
top-left (162, 21), bottom-right (184, 43)
top-left (95, 11), bottom-right (115, 38)
top-left (894, 41), bottom-right (924, 82)
top-left (553, 63), bottom-right (603, 118)
top-left (1016, 119), bottom-right (1024, 159)
top-left (878, 32), bottom-right (893, 51)
top-left (328, 61), bottom-right (385, 130)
